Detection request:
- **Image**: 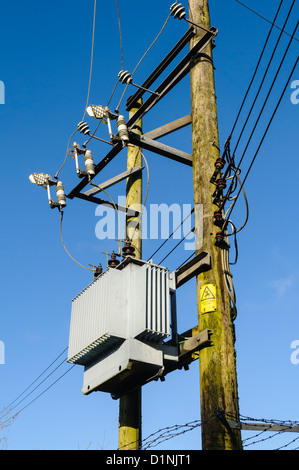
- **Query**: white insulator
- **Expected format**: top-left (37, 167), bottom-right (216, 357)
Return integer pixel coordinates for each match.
top-left (56, 181), bottom-right (67, 208)
top-left (78, 121), bottom-right (90, 135)
top-left (117, 115), bottom-right (129, 143)
top-left (118, 70), bottom-right (133, 85)
top-left (84, 150), bottom-right (95, 176)
top-left (170, 3), bottom-right (186, 20)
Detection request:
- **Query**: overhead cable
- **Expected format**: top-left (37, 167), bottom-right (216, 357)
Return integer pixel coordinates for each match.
top-left (232, 0), bottom-right (299, 42)
top-left (223, 53), bottom-right (299, 231)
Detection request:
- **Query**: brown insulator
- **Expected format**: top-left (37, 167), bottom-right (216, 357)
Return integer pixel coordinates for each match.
top-left (94, 264), bottom-right (103, 278)
top-left (108, 251), bottom-right (120, 268)
top-left (122, 239), bottom-right (136, 258)
top-left (215, 232), bottom-right (227, 248)
top-left (215, 158), bottom-right (225, 171)
top-left (213, 211), bottom-right (224, 228)
top-left (216, 177), bottom-right (227, 191)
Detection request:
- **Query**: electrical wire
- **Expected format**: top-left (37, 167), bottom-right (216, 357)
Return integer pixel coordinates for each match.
top-left (147, 208), bottom-right (194, 261)
top-left (13, 365), bottom-right (75, 417)
top-left (223, 53), bottom-right (299, 232)
top-left (125, 146), bottom-right (150, 257)
top-left (0, 348), bottom-right (68, 420)
top-left (115, 7), bottom-right (174, 111)
top-left (82, 0), bottom-right (97, 122)
top-left (55, 0), bottom-right (97, 179)
top-left (233, 1), bottom-right (297, 158)
top-left (2, 358), bottom-right (69, 418)
top-left (220, 12), bottom-right (298, 224)
top-left (158, 227), bottom-right (195, 265)
top-left (116, 0), bottom-right (124, 70)
top-left (229, 0), bottom-right (284, 138)
top-left (60, 212), bottom-right (95, 272)
top-left (232, 0), bottom-right (299, 43)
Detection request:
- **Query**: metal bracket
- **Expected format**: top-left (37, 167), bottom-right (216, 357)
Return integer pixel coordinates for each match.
top-left (73, 192), bottom-right (141, 217)
top-left (128, 132), bottom-right (192, 166)
top-left (174, 251), bottom-right (211, 288)
top-left (143, 114), bottom-right (192, 141)
top-left (179, 329), bottom-right (212, 358)
top-left (126, 28), bottom-right (196, 110)
top-left (83, 166), bottom-right (144, 196)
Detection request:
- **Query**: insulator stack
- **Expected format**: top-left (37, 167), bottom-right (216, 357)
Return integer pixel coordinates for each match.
top-left (56, 181), bottom-right (67, 208)
top-left (216, 178), bottom-right (227, 191)
top-left (77, 121), bottom-right (90, 135)
top-left (215, 158), bottom-right (225, 171)
top-left (213, 211), bottom-right (224, 228)
top-left (108, 251), bottom-right (120, 268)
top-left (170, 3), bottom-right (186, 20)
top-left (215, 232), bottom-right (226, 248)
top-left (84, 150), bottom-right (95, 177)
top-left (94, 264), bottom-right (103, 278)
top-left (118, 70), bottom-right (133, 85)
top-left (117, 115), bottom-right (129, 144)
top-left (122, 240), bottom-right (136, 258)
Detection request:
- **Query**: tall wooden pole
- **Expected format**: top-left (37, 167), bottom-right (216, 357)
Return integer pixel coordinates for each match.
top-left (118, 99), bottom-right (143, 450)
top-left (189, 0), bottom-right (242, 450)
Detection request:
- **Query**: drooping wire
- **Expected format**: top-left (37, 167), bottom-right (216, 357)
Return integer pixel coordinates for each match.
top-left (116, 0), bottom-right (124, 70)
top-left (115, 7), bottom-right (174, 111)
top-left (125, 146), bottom-right (150, 257)
top-left (82, 0), bottom-right (97, 122)
top-left (59, 212), bottom-right (95, 272)
top-left (55, 0), bottom-right (97, 179)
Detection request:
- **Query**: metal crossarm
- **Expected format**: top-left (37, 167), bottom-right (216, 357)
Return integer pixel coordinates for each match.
top-left (126, 28), bottom-right (218, 131)
top-left (126, 27), bottom-right (196, 110)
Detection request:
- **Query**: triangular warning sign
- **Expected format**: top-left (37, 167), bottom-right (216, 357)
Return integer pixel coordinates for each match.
top-left (201, 285), bottom-right (216, 301)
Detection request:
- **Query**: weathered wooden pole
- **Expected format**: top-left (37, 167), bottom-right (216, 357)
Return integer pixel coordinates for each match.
top-left (118, 99), bottom-right (143, 450)
top-left (189, 0), bottom-right (242, 450)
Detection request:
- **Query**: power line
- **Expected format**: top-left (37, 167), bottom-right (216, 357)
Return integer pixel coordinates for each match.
top-left (232, 0), bottom-right (299, 42)
top-left (229, 0), bottom-right (284, 138)
top-left (14, 365), bottom-right (75, 417)
top-left (0, 356), bottom-right (72, 420)
top-left (223, 53), bottom-right (299, 231)
top-left (220, 10), bottom-right (298, 221)
top-left (0, 348), bottom-right (68, 420)
top-left (147, 208), bottom-right (194, 261)
top-left (116, 0), bottom-right (124, 70)
top-left (233, 0), bottom-right (297, 158)
top-left (82, 0), bottom-right (97, 122)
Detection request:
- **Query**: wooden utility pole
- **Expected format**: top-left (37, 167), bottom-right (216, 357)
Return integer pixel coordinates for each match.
top-left (118, 99), bottom-right (143, 450)
top-left (189, 0), bottom-right (242, 450)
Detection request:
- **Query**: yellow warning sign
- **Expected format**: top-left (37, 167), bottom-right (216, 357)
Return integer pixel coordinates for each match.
top-left (200, 284), bottom-right (217, 314)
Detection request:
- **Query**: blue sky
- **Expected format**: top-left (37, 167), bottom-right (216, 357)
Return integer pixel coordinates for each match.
top-left (0, 0), bottom-right (299, 450)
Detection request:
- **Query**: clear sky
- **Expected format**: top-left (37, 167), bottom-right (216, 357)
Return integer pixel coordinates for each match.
top-left (0, 0), bottom-right (298, 451)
